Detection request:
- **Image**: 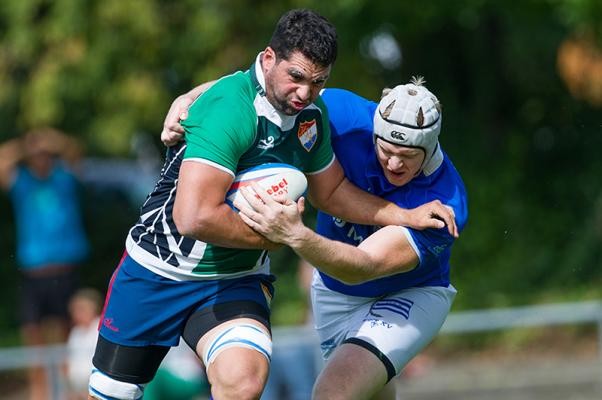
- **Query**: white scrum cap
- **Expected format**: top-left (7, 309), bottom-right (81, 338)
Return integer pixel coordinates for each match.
top-left (373, 76), bottom-right (442, 170)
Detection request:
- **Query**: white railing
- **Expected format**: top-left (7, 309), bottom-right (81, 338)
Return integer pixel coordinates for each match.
top-left (1, 300), bottom-right (601, 398)
top-left (441, 300), bottom-right (602, 363)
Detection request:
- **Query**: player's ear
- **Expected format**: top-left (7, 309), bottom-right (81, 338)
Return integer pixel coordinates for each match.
top-left (262, 47), bottom-right (277, 71)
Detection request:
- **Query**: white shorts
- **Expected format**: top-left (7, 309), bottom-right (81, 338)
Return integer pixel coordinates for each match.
top-left (311, 271), bottom-right (456, 380)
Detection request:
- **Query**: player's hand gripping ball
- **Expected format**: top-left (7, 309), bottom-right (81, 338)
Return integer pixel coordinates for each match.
top-left (226, 163), bottom-right (308, 211)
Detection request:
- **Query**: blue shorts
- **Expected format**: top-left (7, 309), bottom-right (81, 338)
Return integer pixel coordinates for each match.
top-left (99, 253), bottom-right (275, 347)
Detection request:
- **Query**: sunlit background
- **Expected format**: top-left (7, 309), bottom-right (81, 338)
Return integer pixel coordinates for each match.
top-left (1, 0), bottom-right (601, 399)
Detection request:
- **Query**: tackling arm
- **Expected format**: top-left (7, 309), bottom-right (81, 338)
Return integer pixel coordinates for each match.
top-left (287, 225), bottom-right (418, 284)
top-left (236, 185), bottom-right (418, 284)
top-left (161, 81), bottom-right (217, 146)
top-left (307, 159), bottom-right (408, 226)
top-left (308, 159), bottom-right (457, 236)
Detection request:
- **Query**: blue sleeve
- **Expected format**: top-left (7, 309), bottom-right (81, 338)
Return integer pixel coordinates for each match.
top-left (408, 174), bottom-right (468, 261)
top-left (321, 89), bottom-right (378, 139)
top-left (410, 227), bottom-right (454, 261)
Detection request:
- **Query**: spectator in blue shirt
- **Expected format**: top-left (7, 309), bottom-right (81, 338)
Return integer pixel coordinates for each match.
top-left (0, 128), bottom-right (89, 400)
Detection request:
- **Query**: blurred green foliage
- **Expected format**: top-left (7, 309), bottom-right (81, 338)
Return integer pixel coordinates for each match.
top-left (1, 0), bottom-right (602, 344)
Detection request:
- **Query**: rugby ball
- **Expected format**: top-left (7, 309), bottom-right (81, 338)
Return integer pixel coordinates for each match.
top-left (226, 163), bottom-right (308, 210)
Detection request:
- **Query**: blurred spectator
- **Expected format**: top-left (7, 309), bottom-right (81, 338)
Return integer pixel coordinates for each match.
top-left (0, 128), bottom-right (89, 400)
top-left (261, 259), bottom-right (321, 400)
top-left (66, 288), bottom-right (102, 399)
top-left (144, 338), bottom-right (210, 400)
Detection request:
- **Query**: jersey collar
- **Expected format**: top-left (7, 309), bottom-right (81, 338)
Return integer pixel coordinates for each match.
top-left (250, 53), bottom-right (267, 96)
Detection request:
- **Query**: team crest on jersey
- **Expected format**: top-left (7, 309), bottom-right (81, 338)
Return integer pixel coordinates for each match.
top-left (297, 119), bottom-right (318, 152)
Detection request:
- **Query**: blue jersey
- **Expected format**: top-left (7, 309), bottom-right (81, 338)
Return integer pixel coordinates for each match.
top-left (9, 163), bottom-right (89, 270)
top-left (318, 89), bottom-right (468, 297)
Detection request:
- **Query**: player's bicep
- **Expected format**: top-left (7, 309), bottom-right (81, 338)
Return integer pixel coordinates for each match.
top-left (173, 161), bottom-right (233, 231)
top-left (306, 157), bottom-right (344, 207)
top-left (358, 225), bottom-right (419, 275)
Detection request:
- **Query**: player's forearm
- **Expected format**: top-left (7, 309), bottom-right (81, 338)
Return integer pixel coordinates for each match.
top-left (176, 204), bottom-right (280, 250)
top-left (286, 227), bottom-right (376, 284)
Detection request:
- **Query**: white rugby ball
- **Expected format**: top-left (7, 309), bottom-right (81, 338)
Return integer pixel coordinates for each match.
top-left (226, 163), bottom-right (308, 210)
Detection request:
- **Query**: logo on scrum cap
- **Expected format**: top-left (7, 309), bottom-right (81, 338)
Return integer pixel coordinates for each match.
top-left (390, 131), bottom-right (406, 141)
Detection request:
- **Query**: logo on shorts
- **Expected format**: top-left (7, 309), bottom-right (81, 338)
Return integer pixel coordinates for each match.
top-left (260, 282), bottom-right (272, 307)
top-left (298, 119), bottom-right (318, 152)
top-left (366, 319), bottom-right (393, 329)
top-left (103, 317), bottom-right (119, 332)
top-left (320, 338), bottom-right (337, 353)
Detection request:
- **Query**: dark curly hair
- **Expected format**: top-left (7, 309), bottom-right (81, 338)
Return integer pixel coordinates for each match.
top-left (268, 9), bottom-right (338, 67)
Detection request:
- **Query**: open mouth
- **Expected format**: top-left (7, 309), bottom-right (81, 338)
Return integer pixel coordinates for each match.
top-left (291, 100), bottom-right (306, 110)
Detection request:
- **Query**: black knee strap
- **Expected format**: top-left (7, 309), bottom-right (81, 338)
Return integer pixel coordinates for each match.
top-left (182, 300), bottom-right (270, 351)
top-left (92, 335), bottom-right (170, 384)
top-left (343, 337), bottom-right (396, 382)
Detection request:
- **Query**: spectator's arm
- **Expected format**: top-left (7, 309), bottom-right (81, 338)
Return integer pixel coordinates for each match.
top-left (0, 138), bottom-right (24, 190)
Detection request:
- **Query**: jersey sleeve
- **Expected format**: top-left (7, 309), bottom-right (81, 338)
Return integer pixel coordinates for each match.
top-left (182, 79), bottom-right (256, 174)
top-left (408, 226), bottom-right (454, 263)
top-left (406, 182), bottom-right (468, 263)
top-left (321, 88), bottom-right (378, 139)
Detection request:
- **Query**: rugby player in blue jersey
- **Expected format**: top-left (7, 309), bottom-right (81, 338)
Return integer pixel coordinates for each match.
top-left (163, 77), bottom-right (466, 399)
top-left (235, 78), bottom-right (468, 400)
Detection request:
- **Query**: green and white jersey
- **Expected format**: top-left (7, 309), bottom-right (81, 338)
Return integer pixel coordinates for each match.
top-left (126, 54), bottom-right (334, 281)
